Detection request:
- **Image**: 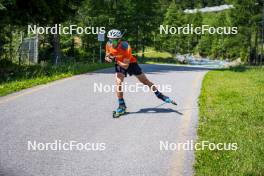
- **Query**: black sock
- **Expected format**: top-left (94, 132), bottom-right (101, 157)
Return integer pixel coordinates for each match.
top-left (118, 98), bottom-right (126, 106)
top-left (154, 90), bottom-right (162, 98)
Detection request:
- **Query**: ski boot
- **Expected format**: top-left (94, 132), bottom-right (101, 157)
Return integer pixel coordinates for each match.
top-left (158, 93), bottom-right (177, 105)
top-left (113, 105), bottom-right (127, 118)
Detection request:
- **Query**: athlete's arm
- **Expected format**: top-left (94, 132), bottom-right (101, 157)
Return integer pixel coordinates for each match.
top-left (117, 58), bottom-right (129, 69)
top-left (105, 52), bottom-right (113, 63)
top-left (105, 44), bottom-right (113, 62)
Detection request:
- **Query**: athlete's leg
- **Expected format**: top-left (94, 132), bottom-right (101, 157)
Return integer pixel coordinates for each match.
top-left (136, 73), bottom-right (157, 91)
top-left (115, 72), bottom-right (127, 110)
top-left (136, 73), bottom-right (171, 102)
top-left (116, 72), bottom-right (125, 99)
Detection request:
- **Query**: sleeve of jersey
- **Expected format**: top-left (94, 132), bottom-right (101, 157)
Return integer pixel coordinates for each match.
top-left (126, 46), bottom-right (133, 59)
top-left (121, 42), bottom-right (132, 59)
top-left (105, 42), bottom-right (110, 54)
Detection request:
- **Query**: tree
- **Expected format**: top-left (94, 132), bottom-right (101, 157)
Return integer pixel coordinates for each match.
top-left (0, 0), bottom-right (83, 63)
top-left (160, 1), bottom-right (191, 54)
top-left (227, 0), bottom-right (262, 62)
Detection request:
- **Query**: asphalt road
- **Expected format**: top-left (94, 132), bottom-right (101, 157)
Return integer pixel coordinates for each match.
top-left (0, 64), bottom-right (208, 176)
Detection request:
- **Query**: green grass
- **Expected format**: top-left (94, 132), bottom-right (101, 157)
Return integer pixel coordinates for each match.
top-left (195, 66), bottom-right (264, 175)
top-left (142, 47), bottom-right (174, 58)
top-left (0, 62), bottom-right (112, 96)
top-left (138, 47), bottom-right (178, 64)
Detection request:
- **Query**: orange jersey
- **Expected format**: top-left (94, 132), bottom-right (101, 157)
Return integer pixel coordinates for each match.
top-left (105, 41), bottom-right (137, 63)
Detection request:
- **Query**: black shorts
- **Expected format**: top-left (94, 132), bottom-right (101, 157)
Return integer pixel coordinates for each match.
top-left (115, 62), bottom-right (142, 77)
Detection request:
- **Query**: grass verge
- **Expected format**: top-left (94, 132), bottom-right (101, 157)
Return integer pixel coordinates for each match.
top-left (137, 47), bottom-right (178, 64)
top-left (195, 66), bottom-right (264, 175)
top-left (0, 61), bottom-right (112, 97)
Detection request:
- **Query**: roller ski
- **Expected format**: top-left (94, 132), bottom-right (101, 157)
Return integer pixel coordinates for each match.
top-left (113, 106), bottom-right (127, 118)
top-left (113, 99), bottom-right (128, 118)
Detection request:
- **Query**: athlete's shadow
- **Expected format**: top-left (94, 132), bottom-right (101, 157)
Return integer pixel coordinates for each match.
top-left (129, 108), bottom-right (183, 115)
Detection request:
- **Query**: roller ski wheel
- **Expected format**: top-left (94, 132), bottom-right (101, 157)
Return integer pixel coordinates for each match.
top-left (113, 107), bottom-right (127, 118)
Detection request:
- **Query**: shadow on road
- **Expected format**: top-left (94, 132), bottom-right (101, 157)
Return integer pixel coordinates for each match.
top-left (128, 107), bottom-right (183, 116)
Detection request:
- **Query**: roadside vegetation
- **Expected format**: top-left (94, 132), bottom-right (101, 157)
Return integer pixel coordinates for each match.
top-left (139, 47), bottom-right (177, 64)
top-left (0, 60), bottom-right (112, 96)
top-left (195, 66), bottom-right (264, 175)
top-left (1, 0), bottom-right (263, 66)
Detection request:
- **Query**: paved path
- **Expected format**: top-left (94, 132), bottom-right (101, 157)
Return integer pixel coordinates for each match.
top-left (0, 64), bottom-right (208, 176)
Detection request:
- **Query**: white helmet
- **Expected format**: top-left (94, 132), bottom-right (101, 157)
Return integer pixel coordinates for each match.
top-left (107, 29), bottom-right (122, 39)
